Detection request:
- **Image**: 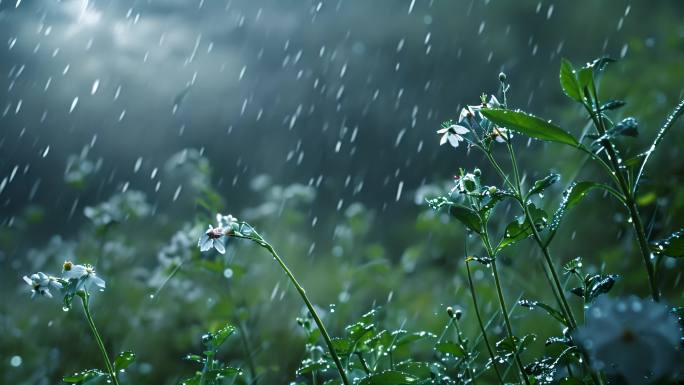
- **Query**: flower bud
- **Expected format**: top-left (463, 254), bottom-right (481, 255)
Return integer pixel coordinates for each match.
top-left (499, 72), bottom-right (507, 82)
top-left (488, 186), bottom-right (497, 195)
top-left (446, 306), bottom-right (454, 318)
top-left (473, 168), bottom-right (481, 177)
top-left (454, 309), bottom-right (463, 320)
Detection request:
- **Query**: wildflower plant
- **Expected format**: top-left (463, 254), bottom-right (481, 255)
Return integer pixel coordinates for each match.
top-left (428, 58), bottom-right (684, 384)
top-left (21, 261), bottom-right (133, 385)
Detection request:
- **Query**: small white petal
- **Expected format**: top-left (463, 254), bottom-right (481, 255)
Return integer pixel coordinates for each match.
top-left (447, 134), bottom-right (462, 148)
top-left (91, 276), bottom-right (106, 289)
top-left (214, 240), bottom-right (226, 254)
top-left (23, 276), bottom-right (32, 285)
top-left (439, 133), bottom-right (448, 146)
top-left (451, 124), bottom-right (469, 135)
top-left (436, 128), bottom-right (448, 134)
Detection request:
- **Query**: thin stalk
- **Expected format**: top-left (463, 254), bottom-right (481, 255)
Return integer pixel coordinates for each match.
top-left (505, 141), bottom-right (578, 329)
top-left (237, 322), bottom-right (258, 384)
top-left (261, 242), bottom-right (350, 385)
top-left (80, 294), bottom-right (120, 385)
top-left (452, 317), bottom-right (476, 384)
top-left (583, 97), bottom-right (659, 301)
top-left (481, 231), bottom-right (530, 385)
top-left (465, 260), bottom-right (504, 384)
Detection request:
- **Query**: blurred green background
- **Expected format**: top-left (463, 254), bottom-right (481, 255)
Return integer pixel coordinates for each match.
top-left (1, 1), bottom-right (683, 384)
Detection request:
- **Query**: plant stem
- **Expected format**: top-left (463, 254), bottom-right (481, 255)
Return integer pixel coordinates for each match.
top-left (237, 322), bottom-right (258, 385)
top-left (504, 141), bottom-right (578, 329)
top-left (80, 294), bottom-right (120, 385)
top-left (452, 317), bottom-right (476, 384)
top-left (465, 261), bottom-right (504, 385)
top-left (483, 238), bottom-right (530, 385)
top-left (584, 99), bottom-right (660, 301)
top-left (261, 242), bottom-right (350, 385)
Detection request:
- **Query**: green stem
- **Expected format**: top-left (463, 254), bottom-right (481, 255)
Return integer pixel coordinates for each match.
top-left (237, 322), bottom-right (258, 385)
top-left (465, 261), bottom-right (504, 385)
top-left (261, 242), bottom-right (350, 385)
top-left (452, 317), bottom-right (476, 385)
top-left (478, 226), bottom-right (529, 385)
top-left (504, 140), bottom-right (578, 329)
top-left (584, 99), bottom-right (660, 301)
top-left (80, 294), bottom-right (120, 385)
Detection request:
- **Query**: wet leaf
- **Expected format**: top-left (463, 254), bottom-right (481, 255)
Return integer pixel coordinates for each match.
top-left (434, 341), bottom-right (466, 358)
top-left (528, 173), bottom-right (561, 198)
top-left (394, 362), bottom-right (432, 379)
top-left (481, 108), bottom-right (579, 147)
top-left (358, 370), bottom-right (418, 385)
top-left (62, 369), bottom-right (106, 383)
top-left (559, 59), bottom-right (582, 102)
top-left (518, 299), bottom-right (568, 326)
top-left (651, 228), bottom-right (684, 258)
top-left (449, 205), bottom-right (483, 234)
top-left (212, 324), bottom-right (236, 347)
top-left (601, 99), bottom-right (626, 111)
top-left (113, 351), bottom-right (136, 371)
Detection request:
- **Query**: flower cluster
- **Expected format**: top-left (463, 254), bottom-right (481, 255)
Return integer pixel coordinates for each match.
top-left (197, 214), bottom-right (239, 254)
top-left (437, 94), bottom-right (512, 149)
top-left (22, 261), bottom-right (106, 299)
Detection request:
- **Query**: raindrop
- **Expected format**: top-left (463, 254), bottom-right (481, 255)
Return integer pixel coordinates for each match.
top-left (91, 79), bottom-right (100, 95)
top-left (10, 356), bottom-right (22, 367)
top-left (69, 97), bottom-right (79, 113)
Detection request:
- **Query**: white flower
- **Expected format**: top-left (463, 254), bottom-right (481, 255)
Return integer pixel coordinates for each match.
top-left (216, 213), bottom-right (238, 230)
top-left (492, 126), bottom-right (512, 143)
top-left (63, 261), bottom-right (106, 291)
top-left (574, 296), bottom-right (683, 385)
top-left (437, 124), bottom-right (469, 148)
top-left (22, 272), bottom-right (63, 299)
top-left (198, 225), bottom-right (226, 254)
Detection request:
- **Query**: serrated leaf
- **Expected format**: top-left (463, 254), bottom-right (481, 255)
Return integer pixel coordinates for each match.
top-left (559, 59), bottom-right (582, 102)
top-left (449, 205), bottom-right (482, 234)
top-left (113, 351), bottom-right (136, 371)
top-left (481, 108), bottom-right (578, 147)
top-left (359, 370), bottom-right (418, 385)
top-left (652, 228), bottom-right (684, 258)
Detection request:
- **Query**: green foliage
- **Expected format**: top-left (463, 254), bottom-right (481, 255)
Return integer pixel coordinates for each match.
top-left (480, 108), bottom-right (579, 147)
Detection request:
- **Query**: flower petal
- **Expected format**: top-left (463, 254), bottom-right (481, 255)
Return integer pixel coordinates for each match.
top-left (451, 124), bottom-right (470, 134)
top-left (448, 134), bottom-right (462, 148)
top-left (439, 133), bottom-right (448, 146)
top-left (214, 240), bottom-right (226, 254)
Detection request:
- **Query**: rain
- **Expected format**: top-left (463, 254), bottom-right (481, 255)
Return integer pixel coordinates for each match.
top-left (1, 1), bottom-right (684, 385)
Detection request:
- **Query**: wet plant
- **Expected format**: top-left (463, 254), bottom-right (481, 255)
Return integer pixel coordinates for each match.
top-left (21, 262), bottom-right (133, 385)
top-left (428, 57), bottom-right (684, 384)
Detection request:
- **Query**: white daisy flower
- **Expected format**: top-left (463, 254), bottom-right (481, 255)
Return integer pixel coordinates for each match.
top-left (574, 296), bottom-right (683, 385)
top-left (437, 124), bottom-right (469, 148)
top-left (22, 272), bottom-right (63, 299)
top-left (63, 261), bottom-right (106, 291)
top-left (198, 225), bottom-right (226, 254)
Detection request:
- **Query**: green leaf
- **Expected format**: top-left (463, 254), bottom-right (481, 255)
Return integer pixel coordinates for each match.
top-left (480, 108), bottom-right (578, 147)
top-left (527, 173), bottom-right (561, 197)
top-left (601, 99), bottom-right (626, 111)
top-left (652, 228), bottom-right (684, 258)
top-left (518, 299), bottom-right (568, 326)
top-left (212, 324), bottom-right (236, 347)
top-left (497, 203), bottom-right (548, 251)
top-left (543, 181), bottom-right (619, 246)
top-left (358, 370), bottom-right (418, 385)
top-left (449, 205), bottom-right (483, 234)
top-left (576, 67), bottom-right (594, 91)
top-left (62, 369), bottom-right (106, 383)
top-left (113, 351), bottom-right (136, 371)
top-left (434, 341), bottom-right (466, 358)
top-left (559, 59), bottom-right (582, 102)
top-left (394, 362), bottom-right (432, 379)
